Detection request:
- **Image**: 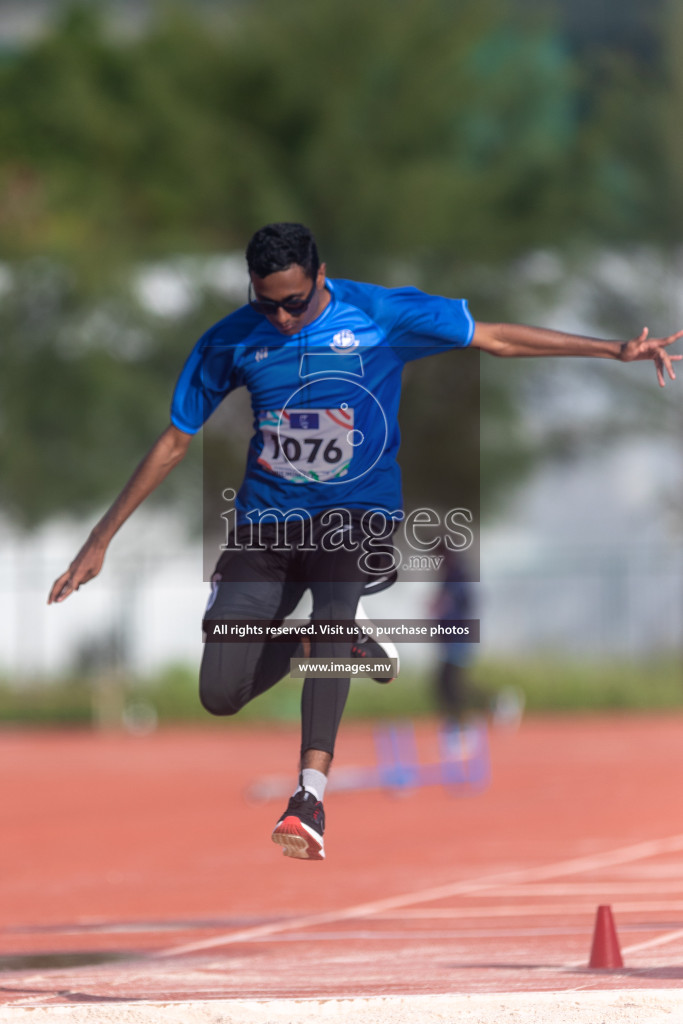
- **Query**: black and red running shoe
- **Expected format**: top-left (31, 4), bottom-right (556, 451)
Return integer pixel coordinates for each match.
top-left (271, 789), bottom-right (325, 860)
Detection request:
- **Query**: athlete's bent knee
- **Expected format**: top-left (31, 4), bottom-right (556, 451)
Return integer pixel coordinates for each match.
top-left (198, 669), bottom-right (244, 717)
top-left (199, 689), bottom-right (242, 717)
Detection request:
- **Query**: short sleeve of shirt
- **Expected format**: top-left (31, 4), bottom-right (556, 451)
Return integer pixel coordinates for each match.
top-left (329, 279), bottom-right (475, 362)
top-left (170, 319), bottom-right (245, 434)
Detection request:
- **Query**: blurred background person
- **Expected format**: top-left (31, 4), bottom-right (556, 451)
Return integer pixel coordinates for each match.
top-left (430, 545), bottom-right (482, 726)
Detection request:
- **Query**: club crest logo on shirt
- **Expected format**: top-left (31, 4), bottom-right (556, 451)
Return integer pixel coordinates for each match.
top-left (330, 329), bottom-right (359, 353)
top-left (255, 347), bottom-right (268, 362)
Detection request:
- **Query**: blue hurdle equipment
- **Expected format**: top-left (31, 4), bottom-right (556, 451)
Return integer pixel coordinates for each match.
top-left (245, 720), bottom-right (490, 802)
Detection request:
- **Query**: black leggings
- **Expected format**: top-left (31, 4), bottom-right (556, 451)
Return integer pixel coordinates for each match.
top-left (200, 532), bottom-right (370, 759)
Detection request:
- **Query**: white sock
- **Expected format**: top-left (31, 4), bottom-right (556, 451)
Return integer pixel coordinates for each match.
top-left (296, 768), bottom-right (327, 802)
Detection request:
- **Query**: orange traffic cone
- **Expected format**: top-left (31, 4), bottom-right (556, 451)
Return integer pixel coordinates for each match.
top-left (588, 905), bottom-right (623, 968)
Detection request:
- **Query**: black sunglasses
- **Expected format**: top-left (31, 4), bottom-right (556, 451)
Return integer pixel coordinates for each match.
top-left (248, 277), bottom-right (318, 316)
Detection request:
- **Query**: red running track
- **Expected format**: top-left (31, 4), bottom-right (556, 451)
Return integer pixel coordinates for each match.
top-left (2, 714), bottom-right (683, 1007)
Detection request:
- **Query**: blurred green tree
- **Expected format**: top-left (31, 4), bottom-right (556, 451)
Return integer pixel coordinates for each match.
top-left (0, 0), bottom-right (676, 529)
top-left (1, 0), bottom-right (654, 273)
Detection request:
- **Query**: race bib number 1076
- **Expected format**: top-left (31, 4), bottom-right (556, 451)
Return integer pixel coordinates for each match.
top-left (257, 408), bottom-right (355, 483)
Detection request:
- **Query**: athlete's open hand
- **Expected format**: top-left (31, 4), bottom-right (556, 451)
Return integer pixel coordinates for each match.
top-left (48, 536), bottom-right (107, 604)
top-left (620, 327), bottom-right (683, 387)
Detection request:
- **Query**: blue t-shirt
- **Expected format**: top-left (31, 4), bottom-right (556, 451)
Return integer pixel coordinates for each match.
top-left (171, 278), bottom-right (474, 522)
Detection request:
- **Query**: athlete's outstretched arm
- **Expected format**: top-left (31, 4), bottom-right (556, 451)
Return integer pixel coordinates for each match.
top-left (471, 322), bottom-right (683, 388)
top-left (48, 424), bottom-right (194, 604)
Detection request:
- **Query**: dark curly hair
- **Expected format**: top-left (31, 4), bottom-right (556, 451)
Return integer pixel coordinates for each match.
top-left (246, 222), bottom-right (320, 280)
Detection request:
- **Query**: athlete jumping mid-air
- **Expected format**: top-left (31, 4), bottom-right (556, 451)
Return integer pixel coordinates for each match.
top-left (49, 222), bottom-right (682, 861)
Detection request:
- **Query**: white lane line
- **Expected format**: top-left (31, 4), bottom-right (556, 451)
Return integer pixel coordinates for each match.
top-left (158, 831), bottom-right (683, 957)
top-left (375, 900), bottom-right (683, 918)
top-left (194, 927), bottom-right (595, 942)
top-left (192, 924), bottom-right (683, 945)
top-left (621, 927), bottom-right (683, 956)
top-left (455, 881), bottom-right (683, 896)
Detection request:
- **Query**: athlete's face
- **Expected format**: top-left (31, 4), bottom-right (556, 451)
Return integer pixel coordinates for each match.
top-left (249, 262), bottom-right (329, 335)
